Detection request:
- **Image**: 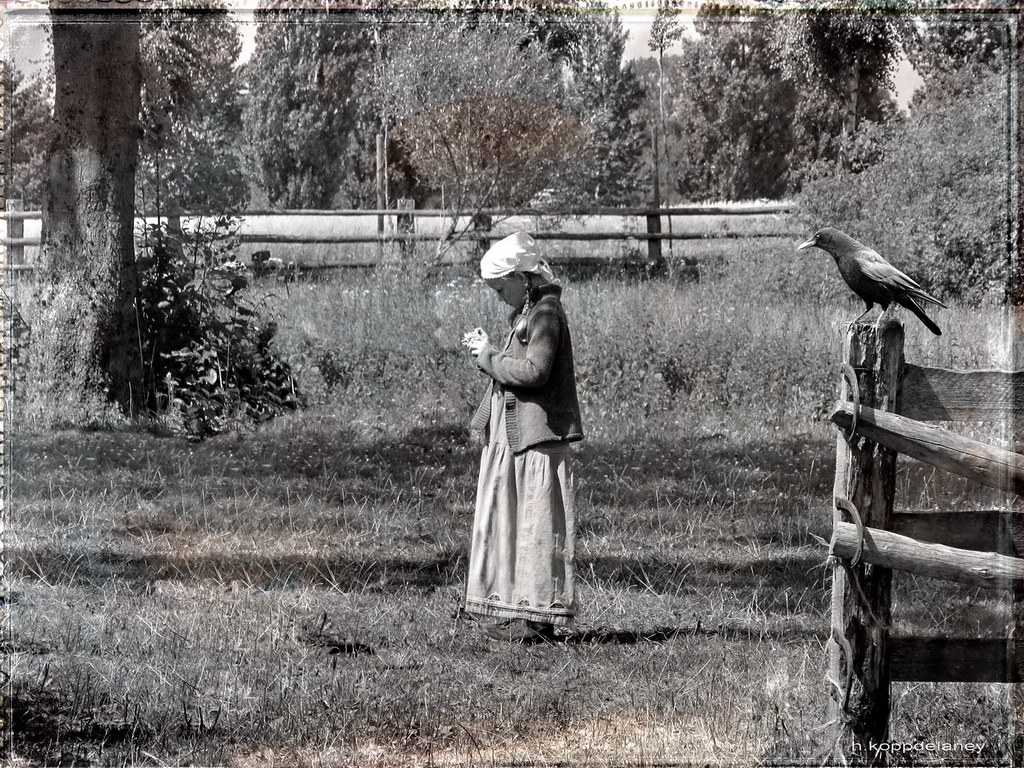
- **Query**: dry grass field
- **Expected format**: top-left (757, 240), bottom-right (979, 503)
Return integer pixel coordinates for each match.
top-left (4, 234), bottom-right (1019, 767)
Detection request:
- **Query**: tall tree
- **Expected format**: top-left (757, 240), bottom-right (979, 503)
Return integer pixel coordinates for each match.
top-left (242, 8), bottom-right (372, 209)
top-left (648, 1), bottom-right (685, 204)
top-left (380, 16), bottom-right (584, 254)
top-left (33, 13), bottom-right (143, 421)
top-left (137, 4), bottom-right (249, 216)
top-left (773, 8), bottom-right (906, 168)
top-left (665, 17), bottom-right (801, 201)
top-left (6, 68), bottom-right (53, 208)
top-left (545, 7), bottom-right (649, 205)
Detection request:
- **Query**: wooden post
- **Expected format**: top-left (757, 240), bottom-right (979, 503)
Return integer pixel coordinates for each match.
top-left (8, 199), bottom-right (24, 265)
top-left (828, 319), bottom-right (903, 763)
top-left (645, 205), bottom-right (663, 272)
top-left (471, 211), bottom-right (492, 260)
top-left (396, 198), bottom-right (414, 258)
top-left (375, 133), bottom-right (385, 261)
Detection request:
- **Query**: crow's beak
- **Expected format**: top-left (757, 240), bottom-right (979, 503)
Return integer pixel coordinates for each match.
top-left (797, 237), bottom-right (816, 252)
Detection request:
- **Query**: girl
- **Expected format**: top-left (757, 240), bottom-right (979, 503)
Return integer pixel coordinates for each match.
top-left (463, 232), bottom-right (584, 642)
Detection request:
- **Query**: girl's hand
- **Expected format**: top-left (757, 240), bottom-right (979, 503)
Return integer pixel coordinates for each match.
top-left (461, 328), bottom-right (490, 357)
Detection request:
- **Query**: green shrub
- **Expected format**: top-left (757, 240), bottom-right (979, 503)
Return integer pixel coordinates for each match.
top-left (137, 217), bottom-right (300, 439)
top-left (796, 66), bottom-right (1010, 303)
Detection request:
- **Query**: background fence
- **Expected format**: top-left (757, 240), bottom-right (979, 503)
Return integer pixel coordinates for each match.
top-left (1, 202), bottom-right (798, 276)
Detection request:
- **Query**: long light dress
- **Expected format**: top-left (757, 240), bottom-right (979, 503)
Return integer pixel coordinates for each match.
top-left (464, 380), bottom-right (577, 627)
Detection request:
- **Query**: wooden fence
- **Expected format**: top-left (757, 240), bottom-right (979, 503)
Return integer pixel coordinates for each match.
top-left (1, 202), bottom-right (796, 274)
top-left (825, 319), bottom-right (1022, 764)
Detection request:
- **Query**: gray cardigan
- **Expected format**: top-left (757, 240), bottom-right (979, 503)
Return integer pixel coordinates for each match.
top-left (470, 284), bottom-right (584, 453)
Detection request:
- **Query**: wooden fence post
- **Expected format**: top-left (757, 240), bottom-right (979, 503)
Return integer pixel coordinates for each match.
top-left (645, 204), bottom-right (663, 271)
top-left (8, 199), bottom-right (24, 265)
top-left (828, 319), bottom-right (904, 763)
top-left (396, 198), bottom-right (415, 258)
top-left (375, 133), bottom-right (385, 261)
top-left (471, 211), bottom-right (492, 260)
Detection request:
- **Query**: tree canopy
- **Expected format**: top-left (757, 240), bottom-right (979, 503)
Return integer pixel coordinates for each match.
top-left (242, 8), bottom-right (372, 208)
top-left (6, 68), bottom-right (52, 207)
top-left (138, 4), bottom-right (249, 215)
top-left (379, 16), bottom-right (586, 235)
top-left (539, 8), bottom-right (649, 205)
top-left (662, 18), bottom-right (800, 201)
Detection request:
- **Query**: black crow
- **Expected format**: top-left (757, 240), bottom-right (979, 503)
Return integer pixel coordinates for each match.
top-left (798, 227), bottom-right (945, 335)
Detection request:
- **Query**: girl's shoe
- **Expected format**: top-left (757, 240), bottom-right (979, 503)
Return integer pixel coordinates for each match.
top-left (483, 619), bottom-right (557, 643)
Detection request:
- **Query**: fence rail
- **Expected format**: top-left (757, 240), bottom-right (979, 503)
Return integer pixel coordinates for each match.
top-left (0, 203), bottom-right (795, 219)
top-left (825, 320), bottom-right (1023, 763)
top-left (830, 400), bottom-right (1024, 494)
top-left (831, 520), bottom-right (1024, 590)
top-left (1, 203), bottom-right (799, 273)
top-left (890, 637), bottom-right (1023, 683)
top-left (3, 230), bottom-right (796, 247)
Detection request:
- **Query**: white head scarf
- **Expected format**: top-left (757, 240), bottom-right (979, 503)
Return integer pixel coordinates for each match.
top-left (480, 232), bottom-right (555, 282)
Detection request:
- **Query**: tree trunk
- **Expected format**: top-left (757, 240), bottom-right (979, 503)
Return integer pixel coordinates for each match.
top-left (840, 63), bottom-right (860, 170)
top-left (33, 13), bottom-right (143, 422)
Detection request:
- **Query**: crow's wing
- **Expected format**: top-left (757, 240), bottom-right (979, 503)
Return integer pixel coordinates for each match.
top-left (857, 252), bottom-right (946, 308)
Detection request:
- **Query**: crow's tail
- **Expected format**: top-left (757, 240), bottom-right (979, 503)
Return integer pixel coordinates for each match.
top-left (898, 296), bottom-right (942, 335)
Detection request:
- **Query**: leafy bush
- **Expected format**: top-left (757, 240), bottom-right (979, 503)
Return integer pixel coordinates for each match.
top-left (796, 66), bottom-right (1010, 303)
top-left (137, 217), bottom-right (300, 439)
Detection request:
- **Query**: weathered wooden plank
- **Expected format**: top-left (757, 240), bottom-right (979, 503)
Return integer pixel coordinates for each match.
top-left (900, 364), bottom-right (1024, 422)
top-left (0, 204), bottom-right (795, 219)
top-left (234, 231), bottom-right (787, 245)
top-left (2, 237), bottom-right (39, 247)
top-left (832, 520), bottom-right (1024, 590)
top-left (828, 321), bottom-right (902, 754)
top-left (830, 401), bottom-right (1024, 495)
top-left (890, 636), bottom-right (1022, 683)
top-left (890, 510), bottom-right (1023, 555)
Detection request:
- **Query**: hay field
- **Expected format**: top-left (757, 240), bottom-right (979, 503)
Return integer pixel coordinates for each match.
top-left (5, 234), bottom-right (1019, 767)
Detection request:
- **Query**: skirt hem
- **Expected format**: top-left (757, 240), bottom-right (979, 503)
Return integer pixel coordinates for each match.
top-left (466, 597), bottom-right (574, 627)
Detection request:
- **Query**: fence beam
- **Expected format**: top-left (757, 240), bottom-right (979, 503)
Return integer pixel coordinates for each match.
top-left (0, 203), bottom-right (795, 219)
top-left (890, 637), bottom-right (1023, 683)
top-left (890, 510), bottom-right (1022, 555)
top-left (832, 521), bottom-right (1024, 590)
top-left (830, 401), bottom-right (1024, 495)
top-left (230, 231), bottom-right (786, 245)
top-left (900, 364), bottom-right (1024, 423)
top-left (7, 199), bottom-right (24, 265)
top-left (828, 320), bottom-right (903, 761)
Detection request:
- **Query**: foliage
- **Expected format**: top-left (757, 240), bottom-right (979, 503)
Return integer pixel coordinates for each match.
top-left (902, 14), bottom-right (1009, 82)
top-left (381, 17), bottom-right (584, 249)
top-left (531, 7), bottom-right (649, 205)
top-left (242, 9), bottom-right (373, 208)
top-left (137, 5), bottom-right (249, 214)
top-left (136, 217), bottom-right (300, 439)
top-left (648, 11), bottom-right (904, 201)
top-left (649, 2), bottom-right (686, 55)
top-left (399, 92), bottom-right (584, 200)
top-left (333, 26), bottom-right (424, 209)
top-left (663, 19), bottom-right (800, 201)
top-left (796, 67), bottom-right (1009, 303)
top-left (6, 68), bottom-right (52, 207)
top-left (647, 2), bottom-right (686, 205)
top-left (770, 9), bottom-right (906, 166)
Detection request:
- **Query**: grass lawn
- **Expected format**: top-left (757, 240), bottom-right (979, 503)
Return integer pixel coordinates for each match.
top-left (5, 237), bottom-right (1019, 766)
